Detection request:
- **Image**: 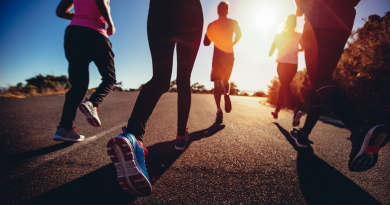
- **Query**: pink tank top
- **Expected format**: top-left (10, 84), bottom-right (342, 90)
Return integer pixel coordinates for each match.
top-left (69, 0), bottom-right (109, 38)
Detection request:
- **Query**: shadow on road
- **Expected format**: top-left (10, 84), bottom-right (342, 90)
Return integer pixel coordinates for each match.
top-left (273, 123), bottom-right (381, 205)
top-left (23, 123), bottom-right (225, 205)
top-left (0, 142), bottom-right (75, 166)
top-left (146, 122), bottom-right (225, 183)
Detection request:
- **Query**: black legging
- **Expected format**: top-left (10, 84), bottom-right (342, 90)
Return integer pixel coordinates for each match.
top-left (60, 26), bottom-right (116, 128)
top-left (275, 63), bottom-right (298, 112)
top-left (127, 0), bottom-right (204, 139)
top-left (302, 28), bottom-right (363, 134)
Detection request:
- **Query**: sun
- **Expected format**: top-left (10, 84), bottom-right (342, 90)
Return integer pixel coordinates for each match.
top-left (255, 7), bottom-right (275, 31)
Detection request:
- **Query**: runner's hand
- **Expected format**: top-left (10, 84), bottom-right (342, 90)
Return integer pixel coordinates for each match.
top-left (107, 24), bottom-right (115, 35)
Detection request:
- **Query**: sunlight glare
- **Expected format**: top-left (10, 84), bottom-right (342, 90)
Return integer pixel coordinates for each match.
top-left (256, 7), bottom-right (275, 32)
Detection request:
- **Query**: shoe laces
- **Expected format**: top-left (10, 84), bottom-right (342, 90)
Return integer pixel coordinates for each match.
top-left (137, 140), bottom-right (148, 156)
top-left (95, 105), bottom-right (100, 114)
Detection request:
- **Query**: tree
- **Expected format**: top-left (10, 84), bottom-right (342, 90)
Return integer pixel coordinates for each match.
top-left (25, 74), bottom-right (70, 89)
top-left (333, 12), bottom-right (390, 124)
top-left (112, 81), bottom-right (123, 91)
top-left (252, 91), bottom-right (267, 97)
top-left (229, 81), bottom-right (239, 95)
top-left (267, 69), bottom-right (310, 110)
top-left (191, 82), bottom-right (200, 93)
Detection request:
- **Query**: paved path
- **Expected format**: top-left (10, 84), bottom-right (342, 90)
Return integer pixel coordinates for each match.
top-left (0, 92), bottom-right (389, 205)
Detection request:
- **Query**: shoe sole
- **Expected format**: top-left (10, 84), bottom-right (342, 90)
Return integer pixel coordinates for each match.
top-left (293, 112), bottom-right (303, 127)
top-left (349, 125), bottom-right (389, 172)
top-left (79, 103), bottom-right (101, 127)
top-left (53, 134), bottom-right (84, 142)
top-left (107, 135), bottom-right (152, 196)
top-left (175, 145), bottom-right (186, 150)
top-left (290, 131), bottom-right (308, 148)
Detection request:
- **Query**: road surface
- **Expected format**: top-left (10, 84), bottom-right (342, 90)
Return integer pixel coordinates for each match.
top-left (0, 92), bottom-right (389, 205)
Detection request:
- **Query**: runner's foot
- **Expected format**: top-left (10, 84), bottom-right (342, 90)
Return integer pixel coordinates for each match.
top-left (53, 126), bottom-right (84, 142)
top-left (271, 111), bottom-right (278, 119)
top-left (293, 110), bottom-right (303, 127)
top-left (290, 128), bottom-right (309, 148)
top-left (107, 127), bottom-right (152, 196)
top-left (79, 99), bottom-right (101, 127)
top-left (348, 122), bottom-right (389, 172)
top-left (216, 109), bottom-right (223, 124)
top-left (175, 129), bottom-right (190, 150)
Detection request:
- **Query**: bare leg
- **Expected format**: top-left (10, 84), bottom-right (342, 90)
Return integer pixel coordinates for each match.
top-left (214, 81), bottom-right (222, 110)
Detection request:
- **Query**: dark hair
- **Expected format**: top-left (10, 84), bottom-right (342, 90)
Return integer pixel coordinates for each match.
top-left (279, 14), bottom-right (298, 33)
top-left (218, 1), bottom-right (230, 16)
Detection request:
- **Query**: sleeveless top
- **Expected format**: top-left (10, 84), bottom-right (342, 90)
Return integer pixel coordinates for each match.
top-left (69, 0), bottom-right (108, 37)
top-left (274, 32), bottom-right (302, 64)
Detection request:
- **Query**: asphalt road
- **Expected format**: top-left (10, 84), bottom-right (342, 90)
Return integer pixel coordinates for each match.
top-left (0, 92), bottom-right (389, 205)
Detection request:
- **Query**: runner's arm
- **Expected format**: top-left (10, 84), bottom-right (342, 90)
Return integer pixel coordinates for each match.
top-left (96, 0), bottom-right (115, 35)
top-left (56, 0), bottom-right (74, 20)
top-left (298, 37), bottom-right (304, 52)
top-left (233, 21), bottom-right (242, 46)
top-left (204, 24), bottom-right (212, 46)
top-left (269, 41), bottom-right (276, 57)
top-left (204, 34), bottom-right (211, 46)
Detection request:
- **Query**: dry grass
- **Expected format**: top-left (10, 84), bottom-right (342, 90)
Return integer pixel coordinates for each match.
top-left (0, 87), bottom-right (69, 100)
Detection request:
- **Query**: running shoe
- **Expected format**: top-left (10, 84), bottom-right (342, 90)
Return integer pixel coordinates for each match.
top-left (224, 94), bottom-right (232, 113)
top-left (53, 126), bottom-right (84, 142)
top-left (216, 109), bottom-right (223, 124)
top-left (293, 110), bottom-right (303, 127)
top-left (271, 111), bottom-right (278, 119)
top-left (79, 99), bottom-right (101, 127)
top-left (348, 122), bottom-right (389, 172)
top-left (107, 127), bottom-right (152, 196)
top-left (175, 130), bottom-right (189, 150)
top-left (290, 128), bottom-right (309, 148)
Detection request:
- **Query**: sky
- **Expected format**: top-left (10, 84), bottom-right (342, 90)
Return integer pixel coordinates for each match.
top-left (0, 0), bottom-right (389, 94)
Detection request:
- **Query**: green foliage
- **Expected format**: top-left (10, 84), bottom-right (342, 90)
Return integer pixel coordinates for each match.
top-left (191, 82), bottom-right (212, 93)
top-left (333, 12), bottom-right (390, 124)
top-left (252, 91), bottom-right (267, 97)
top-left (112, 81), bottom-right (123, 91)
top-left (267, 69), bottom-right (310, 109)
top-left (229, 81), bottom-right (240, 95)
top-left (25, 74), bottom-right (70, 89)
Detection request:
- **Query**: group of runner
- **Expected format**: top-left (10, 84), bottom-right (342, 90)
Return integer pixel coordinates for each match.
top-left (53, 0), bottom-right (389, 197)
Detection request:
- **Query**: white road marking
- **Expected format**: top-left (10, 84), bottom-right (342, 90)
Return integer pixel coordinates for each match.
top-left (0, 124), bottom-right (125, 183)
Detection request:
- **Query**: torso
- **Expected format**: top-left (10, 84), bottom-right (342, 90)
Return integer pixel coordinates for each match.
top-left (69, 0), bottom-right (108, 37)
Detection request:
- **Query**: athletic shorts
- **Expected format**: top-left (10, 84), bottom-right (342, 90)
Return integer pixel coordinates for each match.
top-left (211, 49), bottom-right (235, 81)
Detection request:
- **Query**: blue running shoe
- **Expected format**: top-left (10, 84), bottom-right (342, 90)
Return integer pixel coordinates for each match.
top-left (175, 129), bottom-right (189, 150)
top-left (107, 127), bottom-right (152, 196)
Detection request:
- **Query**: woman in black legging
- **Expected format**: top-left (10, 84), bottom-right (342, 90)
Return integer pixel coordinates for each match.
top-left (128, 0), bottom-right (203, 149)
top-left (106, 0), bottom-right (203, 196)
top-left (269, 14), bottom-right (303, 126)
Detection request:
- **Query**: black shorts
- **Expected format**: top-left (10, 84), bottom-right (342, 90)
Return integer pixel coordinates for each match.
top-left (211, 49), bottom-right (234, 81)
